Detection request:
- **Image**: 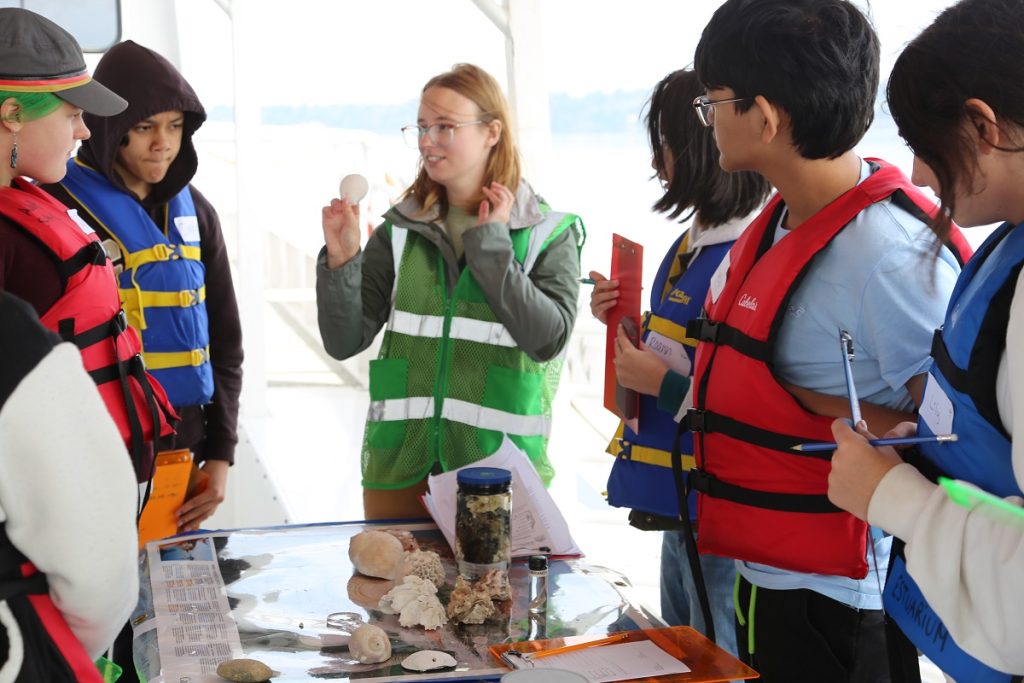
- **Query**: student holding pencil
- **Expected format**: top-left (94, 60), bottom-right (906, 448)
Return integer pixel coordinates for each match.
top-left (828, 0), bottom-right (1024, 677)
top-left (589, 69), bottom-right (769, 655)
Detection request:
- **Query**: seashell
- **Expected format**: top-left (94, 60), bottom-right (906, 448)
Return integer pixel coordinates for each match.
top-left (401, 650), bottom-right (458, 672)
top-left (215, 657), bottom-right (273, 682)
top-left (348, 623), bottom-right (392, 664)
top-left (402, 549), bottom-right (445, 586)
top-left (349, 530), bottom-right (404, 580)
top-left (339, 173), bottom-right (369, 204)
top-left (381, 527), bottom-right (419, 552)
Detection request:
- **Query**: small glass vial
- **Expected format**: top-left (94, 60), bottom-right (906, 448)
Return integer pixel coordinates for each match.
top-left (455, 467), bottom-right (512, 581)
top-left (527, 555), bottom-right (548, 615)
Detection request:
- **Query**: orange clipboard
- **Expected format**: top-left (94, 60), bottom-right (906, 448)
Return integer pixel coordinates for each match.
top-left (490, 626), bottom-right (759, 682)
top-left (603, 233), bottom-right (644, 421)
top-left (137, 449), bottom-right (194, 549)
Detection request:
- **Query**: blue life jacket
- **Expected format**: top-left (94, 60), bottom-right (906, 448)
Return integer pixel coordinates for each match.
top-left (606, 231), bottom-right (733, 519)
top-left (884, 221), bottom-right (1024, 683)
top-left (60, 159), bottom-right (213, 407)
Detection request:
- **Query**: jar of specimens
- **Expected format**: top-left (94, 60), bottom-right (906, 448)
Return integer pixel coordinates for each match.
top-left (454, 467), bottom-right (512, 581)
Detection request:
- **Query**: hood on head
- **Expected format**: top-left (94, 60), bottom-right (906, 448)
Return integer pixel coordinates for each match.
top-left (78, 40), bottom-right (206, 206)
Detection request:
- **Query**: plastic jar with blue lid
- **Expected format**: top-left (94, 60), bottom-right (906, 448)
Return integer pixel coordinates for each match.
top-left (455, 467), bottom-right (512, 580)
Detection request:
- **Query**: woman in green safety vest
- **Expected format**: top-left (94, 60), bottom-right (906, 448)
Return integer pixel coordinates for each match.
top-left (316, 63), bottom-right (584, 520)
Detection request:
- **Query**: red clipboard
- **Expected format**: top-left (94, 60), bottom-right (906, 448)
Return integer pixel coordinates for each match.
top-left (603, 233), bottom-right (643, 420)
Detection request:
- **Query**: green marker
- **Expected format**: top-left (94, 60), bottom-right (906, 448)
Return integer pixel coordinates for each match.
top-left (940, 477), bottom-right (1024, 523)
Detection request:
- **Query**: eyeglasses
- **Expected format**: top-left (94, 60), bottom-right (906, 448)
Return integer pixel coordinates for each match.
top-left (692, 95), bottom-right (747, 127)
top-left (401, 120), bottom-right (485, 148)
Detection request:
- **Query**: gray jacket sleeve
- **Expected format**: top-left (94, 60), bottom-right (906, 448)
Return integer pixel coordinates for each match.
top-left (315, 224), bottom-right (395, 360)
top-left (463, 220), bottom-right (581, 362)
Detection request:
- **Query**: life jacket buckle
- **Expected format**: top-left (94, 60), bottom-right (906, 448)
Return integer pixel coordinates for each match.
top-left (617, 439), bottom-right (632, 460)
top-left (190, 348), bottom-right (208, 366)
top-left (687, 318), bottom-right (718, 343)
top-left (179, 289), bottom-right (199, 307)
top-left (150, 243), bottom-right (171, 261)
top-left (113, 309), bottom-right (128, 333)
top-left (684, 409), bottom-right (707, 432)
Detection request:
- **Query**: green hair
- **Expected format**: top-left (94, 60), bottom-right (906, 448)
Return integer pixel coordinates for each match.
top-left (0, 91), bottom-right (63, 122)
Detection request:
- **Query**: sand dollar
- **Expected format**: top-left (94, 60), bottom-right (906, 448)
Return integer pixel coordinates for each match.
top-left (339, 174), bottom-right (369, 203)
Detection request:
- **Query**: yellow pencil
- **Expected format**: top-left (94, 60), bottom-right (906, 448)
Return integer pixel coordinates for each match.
top-left (524, 632), bottom-right (631, 660)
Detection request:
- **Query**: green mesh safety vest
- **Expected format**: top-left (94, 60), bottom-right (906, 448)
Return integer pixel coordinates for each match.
top-left (362, 209), bottom-right (582, 489)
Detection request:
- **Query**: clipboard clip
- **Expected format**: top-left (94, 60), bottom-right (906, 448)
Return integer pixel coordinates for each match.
top-left (502, 650), bottom-right (533, 669)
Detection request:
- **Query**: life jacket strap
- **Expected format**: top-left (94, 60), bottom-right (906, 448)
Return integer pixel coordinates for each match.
top-left (58, 310), bottom-right (128, 351)
top-left (689, 468), bottom-right (840, 513)
top-left (121, 285), bottom-right (207, 309)
top-left (143, 346), bottom-right (210, 371)
top-left (55, 240), bottom-right (107, 282)
top-left (124, 243), bottom-right (201, 270)
top-left (684, 408), bottom-right (829, 458)
top-left (0, 573), bottom-right (47, 600)
top-left (686, 318), bottom-right (771, 362)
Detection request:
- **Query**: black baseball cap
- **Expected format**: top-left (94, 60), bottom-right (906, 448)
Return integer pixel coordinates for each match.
top-left (0, 8), bottom-right (126, 116)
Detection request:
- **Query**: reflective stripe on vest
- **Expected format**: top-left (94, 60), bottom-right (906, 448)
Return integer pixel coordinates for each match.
top-left (881, 221), bottom-right (1023, 683)
top-left (389, 309), bottom-right (518, 347)
top-left (361, 208), bottom-right (580, 488)
top-left (368, 396), bottom-right (551, 436)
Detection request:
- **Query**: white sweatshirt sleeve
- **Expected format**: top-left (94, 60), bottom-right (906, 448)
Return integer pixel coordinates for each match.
top-left (0, 343), bottom-right (139, 659)
top-left (867, 268), bottom-right (1024, 675)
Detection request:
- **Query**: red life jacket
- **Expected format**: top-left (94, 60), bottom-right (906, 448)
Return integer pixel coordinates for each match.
top-left (688, 159), bottom-right (972, 578)
top-left (0, 180), bottom-right (177, 482)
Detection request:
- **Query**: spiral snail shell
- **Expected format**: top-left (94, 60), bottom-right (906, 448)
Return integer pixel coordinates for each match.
top-left (349, 623), bottom-right (392, 664)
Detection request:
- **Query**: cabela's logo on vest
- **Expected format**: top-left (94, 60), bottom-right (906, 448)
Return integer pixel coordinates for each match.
top-left (737, 293), bottom-right (759, 311)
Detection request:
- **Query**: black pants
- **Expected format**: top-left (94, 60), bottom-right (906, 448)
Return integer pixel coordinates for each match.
top-left (735, 575), bottom-right (890, 683)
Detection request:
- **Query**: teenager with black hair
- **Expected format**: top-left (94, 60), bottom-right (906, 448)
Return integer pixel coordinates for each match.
top-left (690, 1), bottom-right (970, 680)
top-left (829, 0), bottom-right (1024, 678)
top-left (589, 69), bottom-right (769, 656)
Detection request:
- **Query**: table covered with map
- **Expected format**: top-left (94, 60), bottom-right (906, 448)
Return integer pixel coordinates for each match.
top-left (130, 520), bottom-right (668, 682)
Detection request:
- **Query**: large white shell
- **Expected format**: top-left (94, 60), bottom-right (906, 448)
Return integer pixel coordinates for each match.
top-left (348, 623), bottom-right (392, 664)
top-left (339, 174), bottom-right (369, 203)
top-left (349, 530), bottom-right (404, 580)
top-left (401, 650), bottom-right (457, 672)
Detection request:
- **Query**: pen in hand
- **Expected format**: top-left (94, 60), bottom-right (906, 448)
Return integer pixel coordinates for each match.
top-left (792, 433), bottom-right (958, 453)
top-left (839, 328), bottom-right (862, 425)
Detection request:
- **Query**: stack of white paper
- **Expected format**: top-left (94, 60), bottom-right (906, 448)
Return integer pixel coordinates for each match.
top-left (422, 436), bottom-right (582, 558)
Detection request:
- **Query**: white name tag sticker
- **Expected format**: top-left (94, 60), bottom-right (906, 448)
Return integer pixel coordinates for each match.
top-left (709, 252), bottom-right (729, 304)
top-left (67, 209), bottom-right (94, 235)
top-left (920, 374), bottom-right (954, 436)
top-left (174, 215), bottom-right (201, 242)
top-left (645, 330), bottom-right (691, 376)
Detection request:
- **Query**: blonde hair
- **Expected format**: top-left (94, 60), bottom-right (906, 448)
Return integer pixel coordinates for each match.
top-left (403, 63), bottom-right (521, 216)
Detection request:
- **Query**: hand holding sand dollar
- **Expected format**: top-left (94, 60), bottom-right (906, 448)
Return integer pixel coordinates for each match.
top-left (322, 173), bottom-right (367, 268)
top-left (339, 173), bottom-right (369, 204)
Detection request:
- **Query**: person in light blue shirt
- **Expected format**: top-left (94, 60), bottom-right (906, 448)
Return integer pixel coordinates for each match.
top-left (693, 1), bottom-right (963, 680)
top-left (743, 160), bottom-right (961, 610)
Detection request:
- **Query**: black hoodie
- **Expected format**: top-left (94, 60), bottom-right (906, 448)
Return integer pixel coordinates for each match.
top-left (44, 40), bottom-right (243, 465)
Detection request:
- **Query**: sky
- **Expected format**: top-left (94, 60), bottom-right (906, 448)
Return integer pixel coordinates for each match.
top-left (163, 0), bottom-right (958, 111)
